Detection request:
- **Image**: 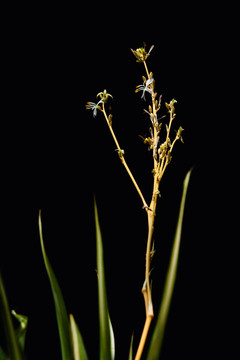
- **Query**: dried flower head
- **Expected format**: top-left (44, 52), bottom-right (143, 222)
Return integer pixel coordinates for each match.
top-left (97, 89), bottom-right (113, 103)
top-left (131, 44), bottom-right (154, 63)
top-left (86, 90), bottom-right (113, 118)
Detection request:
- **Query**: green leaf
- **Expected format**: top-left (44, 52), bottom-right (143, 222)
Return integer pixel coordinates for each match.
top-left (38, 211), bottom-right (72, 360)
top-left (69, 314), bottom-right (88, 360)
top-left (147, 169), bottom-right (192, 360)
top-left (94, 198), bottom-right (115, 360)
top-left (11, 310), bottom-right (28, 352)
top-left (108, 314), bottom-right (115, 360)
top-left (0, 272), bottom-right (23, 360)
top-left (128, 333), bottom-right (134, 360)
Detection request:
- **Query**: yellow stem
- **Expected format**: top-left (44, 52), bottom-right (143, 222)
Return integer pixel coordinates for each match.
top-left (134, 315), bottom-right (153, 360)
top-left (134, 60), bottom-right (161, 360)
top-left (102, 105), bottom-right (149, 211)
top-left (143, 60), bottom-right (150, 78)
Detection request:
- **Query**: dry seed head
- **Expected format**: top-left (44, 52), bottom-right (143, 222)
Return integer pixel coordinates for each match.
top-left (131, 44), bottom-right (154, 63)
top-left (97, 89), bottom-right (113, 103)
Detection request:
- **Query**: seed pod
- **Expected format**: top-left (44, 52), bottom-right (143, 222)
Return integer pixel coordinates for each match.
top-left (108, 114), bottom-right (113, 125)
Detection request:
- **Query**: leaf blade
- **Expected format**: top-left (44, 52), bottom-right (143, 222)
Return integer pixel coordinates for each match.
top-left (69, 314), bottom-right (88, 360)
top-left (128, 333), bottom-right (134, 360)
top-left (94, 198), bottom-right (114, 360)
top-left (38, 211), bottom-right (72, 360)
top-left (147, 169), bottom-right (192, 360)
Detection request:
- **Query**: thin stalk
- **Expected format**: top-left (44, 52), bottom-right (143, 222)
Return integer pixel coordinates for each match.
top-left (102, 104), bottom-right (149, 211)
top-left (134, 315), bottom-right (153, 360)
top-left (142, 58), bottom-right (161, 314)
top-left (143, 61), bottom-right (150, 79)
top-left (135, 61), bottom-right (161, 360)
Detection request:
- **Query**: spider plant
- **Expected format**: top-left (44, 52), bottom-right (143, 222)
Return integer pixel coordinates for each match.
top-left (0, 44), bottom-right (193, 360)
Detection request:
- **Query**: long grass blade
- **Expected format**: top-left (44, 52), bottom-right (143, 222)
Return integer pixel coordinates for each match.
top-left (128, 333), bottom-right (134, 360)
top-left (0, 272), bottom-right (23, 360)
top-left (70, 314), bottom-right (88, 360)
top-left (94, 198), bottom-right (115, 360)
top-left (147, 169), bottom-right (192, 360)
top-left (38, 211), bottom-right (72, 360)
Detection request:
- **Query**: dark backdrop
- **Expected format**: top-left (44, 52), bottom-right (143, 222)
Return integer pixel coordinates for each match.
top-left (1, 5), bottom-right (226, 360)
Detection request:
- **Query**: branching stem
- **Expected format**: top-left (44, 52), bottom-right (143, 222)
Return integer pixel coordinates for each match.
top-left (134, 61), bottom-right (161, 360)
top-left (134, 59), bottom-right (180, 360)
top-left (88, 49), bottom-right (181, 360)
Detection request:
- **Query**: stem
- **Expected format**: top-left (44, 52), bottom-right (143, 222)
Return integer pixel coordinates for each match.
top-left (143, 60), bottom-right (150, 79)
top-left (144, 59), bottom-right (160, 307)
top-left (122, 157), bottom-right (148, 210)
top-left (135, 60), bottom-right (163, 359)
top-left (102, 104), bottom-right (149, 211)
top-left (134, 315), bottom-right (153, 360)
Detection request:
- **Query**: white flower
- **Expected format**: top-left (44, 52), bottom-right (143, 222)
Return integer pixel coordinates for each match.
top-left (135, 78), bottom-right (154, 100)
top-left (86, 99), bottom-right (103, 117)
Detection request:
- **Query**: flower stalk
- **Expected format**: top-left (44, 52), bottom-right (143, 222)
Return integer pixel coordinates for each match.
top-left (101, 102), bottom-right (149, 211)
top-left (134, 56), bottom-right (182, 360)
top-left (86, 44), bottom-right (183, 360)
top-left (86, 93), bottom-right (149, 210)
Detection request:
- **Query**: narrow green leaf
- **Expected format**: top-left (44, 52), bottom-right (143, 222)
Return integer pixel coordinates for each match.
top-left (38, 211), bottom-right (72, 360)
top-left (108, 314), bottom-right (115, 360)
top-left (69, 314), bottom-right (88, 360)
top-left (128, 333), bottom-right (134, 360)
top-left (11, 310), bottom-right (28, 352)
top-left (0, 272), bottom-right (23, 360)
top-left (147, 169), bottom-right (192, 360)
top-left (94, 198), bottom-right (115, 360)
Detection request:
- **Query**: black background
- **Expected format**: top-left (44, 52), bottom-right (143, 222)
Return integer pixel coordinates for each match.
top-left (0, 3), bottom-right (231, 360)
